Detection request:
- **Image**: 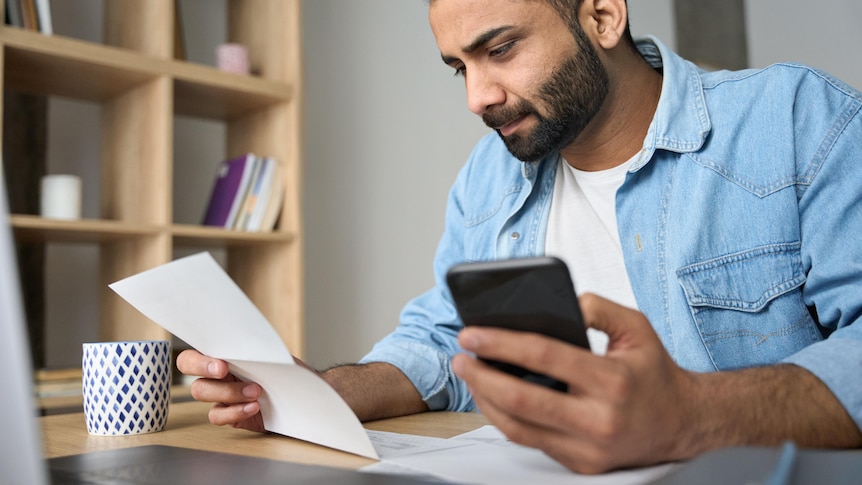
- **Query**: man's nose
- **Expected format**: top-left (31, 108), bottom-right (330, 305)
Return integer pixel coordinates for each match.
top-left (465, 69), bottom-right (505, 116)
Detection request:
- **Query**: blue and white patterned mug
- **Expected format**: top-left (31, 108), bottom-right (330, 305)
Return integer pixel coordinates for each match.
top-left (82, 340), bottom-right (171, 436)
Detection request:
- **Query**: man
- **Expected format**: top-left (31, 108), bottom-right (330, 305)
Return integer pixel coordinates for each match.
top-left (178, 0), bottom-right (862, 474)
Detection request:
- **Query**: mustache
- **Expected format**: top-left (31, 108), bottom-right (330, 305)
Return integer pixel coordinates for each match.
top-left (482, 101), bottom-right (537, 130)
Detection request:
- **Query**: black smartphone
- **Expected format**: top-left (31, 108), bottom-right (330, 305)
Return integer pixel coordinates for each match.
top-left (446, 256), bottom-right (590, 392)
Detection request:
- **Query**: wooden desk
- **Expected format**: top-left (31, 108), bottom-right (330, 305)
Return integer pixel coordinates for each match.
top-left (41, 401), bottom-right (490, 470)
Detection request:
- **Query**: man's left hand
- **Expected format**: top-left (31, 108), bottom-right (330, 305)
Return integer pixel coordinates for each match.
top-left (452, 293), bottom-right (700, 474)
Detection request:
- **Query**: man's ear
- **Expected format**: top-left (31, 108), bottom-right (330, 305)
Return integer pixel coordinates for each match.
top-left (580, 0), bottom-right (628, 50)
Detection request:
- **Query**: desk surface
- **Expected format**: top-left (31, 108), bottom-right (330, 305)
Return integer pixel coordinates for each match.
top-left (41, 401), bottom-right (490, 470)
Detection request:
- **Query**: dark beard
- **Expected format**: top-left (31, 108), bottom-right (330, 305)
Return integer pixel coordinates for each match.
top-left (483, 30), bottom-right (609, 162)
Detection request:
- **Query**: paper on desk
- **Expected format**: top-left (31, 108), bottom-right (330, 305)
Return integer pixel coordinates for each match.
top-left (108, 252), bottom-right (378, 460)
top-left (362, 425), bottom-right (678, 484)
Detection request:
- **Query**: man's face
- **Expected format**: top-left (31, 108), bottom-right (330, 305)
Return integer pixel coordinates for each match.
top-left (430, 0), bottom-right (609, 162)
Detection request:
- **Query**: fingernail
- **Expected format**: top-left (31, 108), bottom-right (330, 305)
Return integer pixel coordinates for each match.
top-left (207, 361), bottom-right (220, 376)
top-left (242, 403), bottom-right (257, 414)
top-left (242, 384), bottom-right (259, 398)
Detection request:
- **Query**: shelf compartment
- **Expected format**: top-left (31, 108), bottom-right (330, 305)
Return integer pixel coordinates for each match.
top-left (2, 28), bottom-right (162, 102)
top-left (2, 27), bottom-right (293, 120)
top-left (172, 63), bottom-right (292, 120)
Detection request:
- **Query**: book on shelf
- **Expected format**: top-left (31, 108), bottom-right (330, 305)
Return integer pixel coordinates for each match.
top-left (18, 0), bottom-right (38, 30)
top-left (33, 367), bottom-right (81, 398)
top-left (34, 0), bottom-right (51, 34)
top-left (201, 153), bottom-right (258, 229)
top-left (34, 378), bottom-right (81, 398)
top-left (246, 157), bottom-right (277, 231)
top-left (242, 156), bottom-right (286, 231)
top-left (232, 155), bottom-right (264, 230)
top-left (234, 156), bottom-right (286, 232)
top-left (5, 0), bottom-right (23, 27)
top-left (258, 158), bottom-right (285, 231)
top-left (201, 153), bottom-right (284, 232)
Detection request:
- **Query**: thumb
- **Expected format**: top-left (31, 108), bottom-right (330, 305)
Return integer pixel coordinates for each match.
top-left (579, 293), bottom-right (654, 350)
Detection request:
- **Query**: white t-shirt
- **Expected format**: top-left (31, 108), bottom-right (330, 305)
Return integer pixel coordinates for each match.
top-left (545, 154), bottom-right (639, 353)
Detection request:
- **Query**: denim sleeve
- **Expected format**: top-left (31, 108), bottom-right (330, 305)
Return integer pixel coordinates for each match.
top-left (782, 79), bottom-right (862, 431)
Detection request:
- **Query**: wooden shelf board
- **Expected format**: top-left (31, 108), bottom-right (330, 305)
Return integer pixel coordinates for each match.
top-left (8, 216), bottom-right (294, 246)
top-left (171, 223), bottom-right (294, 247)
top-left (2, 27), bottom-right (292, 120)
top-left (2, 28), bottom-right (162, 101)
top-left (9, 215), bottom-right (162, 243)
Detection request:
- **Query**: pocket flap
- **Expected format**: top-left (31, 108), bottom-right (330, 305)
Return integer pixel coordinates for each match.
top-left (677, 243), bottom-right (805, 312)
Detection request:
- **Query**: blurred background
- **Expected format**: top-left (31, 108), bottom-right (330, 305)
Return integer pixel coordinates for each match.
top-left (26, 0), bottom-right (862, 370)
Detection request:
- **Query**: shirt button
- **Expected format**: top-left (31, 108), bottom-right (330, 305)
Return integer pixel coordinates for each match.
top-left (511, 232), bottom-right (520, 240)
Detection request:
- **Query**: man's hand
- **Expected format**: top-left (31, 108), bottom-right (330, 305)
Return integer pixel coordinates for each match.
top-left (452, 293), bottom-right (699, 473)
top-left (453, 293), bottom-right (862, 474)
top-left (176, 349), bottom-right (269, 432)
top-left (177, 349), bottom-right (429, 429)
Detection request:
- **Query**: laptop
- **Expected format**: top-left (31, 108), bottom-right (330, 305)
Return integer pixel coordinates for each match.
top-left (0, 179), bottom-right (444, 484)
top-left (0, 176), bottom-right (49, 483)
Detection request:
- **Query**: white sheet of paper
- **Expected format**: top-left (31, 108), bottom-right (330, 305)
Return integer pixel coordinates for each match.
top-left (366, 429), bottom-right (472, 459)
top-left (384, 439), bottom-right (676, 485)
top-left (362, 425), bottom-right (678, 484)
top-left (109, 252), bottom-right (378, 459)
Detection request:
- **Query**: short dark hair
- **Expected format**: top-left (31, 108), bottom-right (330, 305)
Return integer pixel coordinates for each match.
top-left (427, 0), bottom-right (637, 51)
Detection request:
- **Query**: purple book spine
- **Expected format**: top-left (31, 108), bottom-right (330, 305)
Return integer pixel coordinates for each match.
top-left (202, 155), bottom-right (251, 227)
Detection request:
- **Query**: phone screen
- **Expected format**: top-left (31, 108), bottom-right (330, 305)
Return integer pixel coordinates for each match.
top-left (446, 257), bottom-right (589, 392)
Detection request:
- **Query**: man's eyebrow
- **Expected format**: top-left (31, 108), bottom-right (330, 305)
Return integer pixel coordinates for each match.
top-left (440, 25), bottom-right (515, 65)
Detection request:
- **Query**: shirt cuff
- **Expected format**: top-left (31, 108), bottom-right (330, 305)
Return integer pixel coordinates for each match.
top-left (782, 334), bottom-right (862, 431)
top-left (359, 339), bottom-right (453, 411)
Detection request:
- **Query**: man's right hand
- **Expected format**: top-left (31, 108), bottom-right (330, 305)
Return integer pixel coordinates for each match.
top-left (175, 349), bottom-right (266, 432)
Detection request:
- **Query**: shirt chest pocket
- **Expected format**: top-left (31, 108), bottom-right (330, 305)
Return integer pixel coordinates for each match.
top-left (676, 242), bottom-right (822, 371)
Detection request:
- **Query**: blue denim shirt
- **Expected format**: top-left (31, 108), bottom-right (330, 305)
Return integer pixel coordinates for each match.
top-left (360, 37), bottom-right (862, 429)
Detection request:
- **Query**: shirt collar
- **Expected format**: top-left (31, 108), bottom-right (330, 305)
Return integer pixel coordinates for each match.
top-left (633, 36), bottom-right (712, 170)
top-left (524, 36), bottom-right (711, 180)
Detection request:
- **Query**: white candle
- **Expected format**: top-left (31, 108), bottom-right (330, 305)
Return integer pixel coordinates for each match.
top-left (40, 174), bottom-right (82, 220)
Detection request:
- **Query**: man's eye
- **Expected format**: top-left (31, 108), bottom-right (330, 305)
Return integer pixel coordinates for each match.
top-left (453, 66), bottom-right (466, 77)
top-left (489, 41), bottom-right (515, 57)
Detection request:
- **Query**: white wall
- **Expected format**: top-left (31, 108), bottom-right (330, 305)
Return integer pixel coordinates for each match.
top-left (628, 0), bottom-right (676, 47)
top-left (301, 1), bottom-right (488, 368)
top-left (745, 0), bottom-right (862, 90)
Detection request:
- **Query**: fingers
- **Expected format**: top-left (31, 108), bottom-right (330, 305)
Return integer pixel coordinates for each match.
top-left (176, 349), bottom-right (230, 379)
top-left (457, 326), bottom-right (613, 393)
top-left (207, 402), bottom-right (264, 431)
top-left (454, 353), bottom-right (617, 473)
top-left (177, 349), bottom-right (262, 409)
top-left (452, 349), bottom-right (598, 430)
top-left (175, 349), bottom-right (267, 432)
top-left (578, 293), bottom-right (655, 351)
top-left (469, 387), bottom-right (612, 474)
top-left (190, 374), bottom-right (261, 401)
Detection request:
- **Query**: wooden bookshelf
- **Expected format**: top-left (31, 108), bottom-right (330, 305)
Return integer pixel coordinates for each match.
top-left (1, 1), bottom-right (305, 377)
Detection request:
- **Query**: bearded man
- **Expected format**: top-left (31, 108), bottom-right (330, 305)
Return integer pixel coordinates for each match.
top-left (179, 0), bottom-right (862, 473)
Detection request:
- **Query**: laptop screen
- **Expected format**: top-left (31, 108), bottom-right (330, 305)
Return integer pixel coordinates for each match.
top-left (0, 176), bottom-right (50, 484)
